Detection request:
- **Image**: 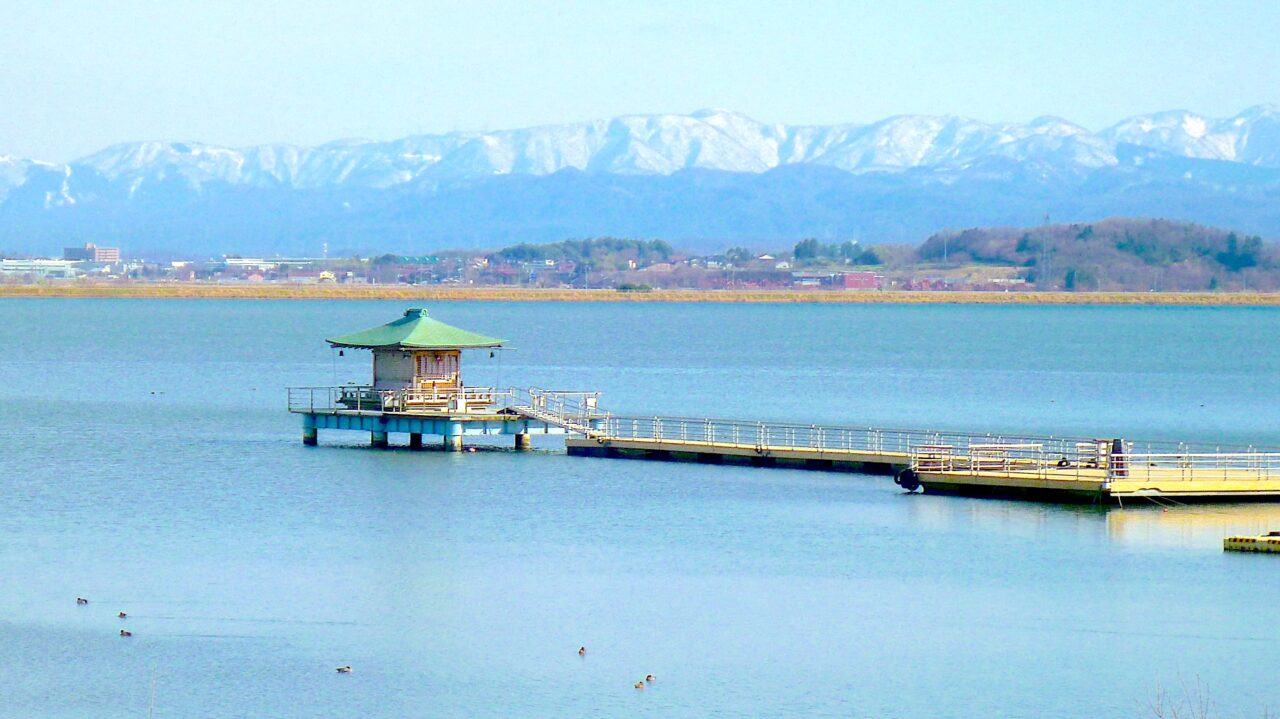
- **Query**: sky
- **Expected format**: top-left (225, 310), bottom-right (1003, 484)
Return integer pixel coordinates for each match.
top-left (2, 0), bottom-right (1278, 162)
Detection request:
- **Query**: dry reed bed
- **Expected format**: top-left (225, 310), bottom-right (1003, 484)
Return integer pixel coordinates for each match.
top-left (3, 283), bottom-right (1280, 305)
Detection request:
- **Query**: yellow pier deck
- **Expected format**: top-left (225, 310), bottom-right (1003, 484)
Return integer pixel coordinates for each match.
top-left (1224, 533), bottom-right (1280, 553)
top-left (566, 435), bottom-right (908, 472)
top-left (569, 419), bottom-right (1280, 504)
top-left (908, 443), bottom-right (1280, 502)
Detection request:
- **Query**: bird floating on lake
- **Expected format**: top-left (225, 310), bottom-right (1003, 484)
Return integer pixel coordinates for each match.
top-left (76, 597), bottom-right (88, 605)
top-left (646, 674), bottom-right (656, 683)
top-left (634, 681), bottom-right (644, 689)
top-left (336, 666), bottom-right (352, 673)
top-left (578, 646), bottom-right (586, 657)
top-left (119, 629), bottom-right (132, 637)
top-left (118, 612), bottom-right (127, 619)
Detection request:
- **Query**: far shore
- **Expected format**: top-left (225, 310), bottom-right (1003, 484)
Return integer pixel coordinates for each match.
top-left (4, 282), bottom-right (1280, 305)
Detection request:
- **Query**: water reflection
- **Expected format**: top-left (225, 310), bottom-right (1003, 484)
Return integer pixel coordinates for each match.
top-left (1106, 503), bottom-right (1280, 549)
top-left (903, 492), bottom-right (1280, 551)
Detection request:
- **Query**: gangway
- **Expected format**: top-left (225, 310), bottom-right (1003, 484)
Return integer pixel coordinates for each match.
top-left (504, 388), bottom-right (609, 437)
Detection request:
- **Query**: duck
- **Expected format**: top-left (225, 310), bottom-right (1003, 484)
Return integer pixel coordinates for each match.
top-left (578, 646), bottom-right (586, 657)
top-left (119, 629), bottom-right (132, 637)
top-left (336, 666), bottom-right (352, 673)
top-left (76, 597), bottom-right (89, 605)
top-left (634, 681), bottom-right (644, 689)
top-left (118, 612), bottom-right (127, 619)
top-left (645, 674), bottom-right (656, 683)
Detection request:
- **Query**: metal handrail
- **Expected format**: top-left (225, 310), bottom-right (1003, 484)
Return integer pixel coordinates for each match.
top-left (507, 387), bottom-right (609, 433)
top-left (287, 385), bottom-right (513, 414)
top-left (905, 442), bottom-right (1280, 484)
top-left (1109, 452), bottom-right (1280, 483)
top-left (286, 388), bottom-right (1280, 481)
top-left (600, 415), bottom-right (1099, 457)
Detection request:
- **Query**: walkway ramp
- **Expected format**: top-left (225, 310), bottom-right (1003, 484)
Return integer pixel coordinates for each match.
top-left (505, 388), bottom-right (609, 438)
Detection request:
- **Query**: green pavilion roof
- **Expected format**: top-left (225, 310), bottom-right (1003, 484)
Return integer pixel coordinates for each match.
top-left (326, 308), bottom-right (505, 350)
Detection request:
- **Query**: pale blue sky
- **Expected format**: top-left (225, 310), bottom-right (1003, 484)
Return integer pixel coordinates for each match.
top-left (2, 0), bottom-right (1277, 161)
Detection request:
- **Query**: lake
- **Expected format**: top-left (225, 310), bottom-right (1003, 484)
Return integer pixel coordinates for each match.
top-left (0, 299), bottom-right (1277, 717)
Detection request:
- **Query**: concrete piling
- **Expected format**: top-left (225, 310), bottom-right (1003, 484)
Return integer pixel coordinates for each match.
top-left (371, 431), bottom-right (389, 448)
top-left (443, 422), bottom-right (463, 452)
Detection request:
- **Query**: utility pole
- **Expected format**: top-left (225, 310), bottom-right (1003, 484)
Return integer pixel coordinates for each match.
top-left (1041, 212), bottom-right (1052, 289)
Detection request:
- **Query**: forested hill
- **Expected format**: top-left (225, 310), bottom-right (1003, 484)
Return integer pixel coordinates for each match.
top-left (917, 218), bottom-right (1275, 291)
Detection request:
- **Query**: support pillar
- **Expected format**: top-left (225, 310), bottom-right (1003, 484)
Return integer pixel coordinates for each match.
top-left (302, 426), bottom-right (318, 446)
top-left (443, 422), bottom-right (463, 452)
top-left (371, 431), bottom-right (389, 448)
top-left (409, 433), bottom-right (423, 450)
top-left (514, 432), bottom-right (531, 451)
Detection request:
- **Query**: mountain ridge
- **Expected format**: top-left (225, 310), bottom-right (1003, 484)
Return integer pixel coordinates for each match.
top-left (8, 105), bottom-right (1277, 189)
top-left (2, 106), bottom-right (1279, 255)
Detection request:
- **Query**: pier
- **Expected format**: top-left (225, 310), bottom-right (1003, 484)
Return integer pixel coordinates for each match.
top-left (290, 385), bottom-right (604, 451)
top-left (287, 308), bottom-right (605, 451)
top-left (290, 307), bottom-right (1280, 504)
top-left (565, 417), bottom-right (1280, 502)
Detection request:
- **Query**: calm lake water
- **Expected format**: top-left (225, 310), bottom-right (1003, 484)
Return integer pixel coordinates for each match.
top-left (1, 299), bottom-right (1277, 718)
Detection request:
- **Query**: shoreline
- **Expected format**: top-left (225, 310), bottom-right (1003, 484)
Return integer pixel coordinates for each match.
top-left (3, 283), bottom-right (1280, 305)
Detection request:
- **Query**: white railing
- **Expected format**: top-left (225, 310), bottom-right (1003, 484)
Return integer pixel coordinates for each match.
top-left (507, 387), bottom-right (607, 432)
top-left (906, 442), bottom-right (1280, 485)
top-left (909, 441), bottom-right (1109, 480)
top-left (1109, 452), bottom-right (1280, 484)
top-left (287, 385), bottom-right (513, 414)
top-left (287, 389), bottom-right (1279, 482)
top-left (287, 385), bottom-right (609, 424)
top-left (600, 416), bottom-right (1106, 458)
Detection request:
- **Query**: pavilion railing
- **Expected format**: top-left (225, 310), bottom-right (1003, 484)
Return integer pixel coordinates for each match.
top-left (287, 385), bottom-right (514, 414)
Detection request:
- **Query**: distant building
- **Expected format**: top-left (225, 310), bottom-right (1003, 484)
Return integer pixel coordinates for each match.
top-left (224, 258), bottom-right (279, 271)
top-left (0, 259), bottom-right (81, 279)
top-left (838, 271), bottom-right (882, 290)
top-left (63, 243), bottom-right (120, 263)
top-left (790, 270), bottom-right (883, 290)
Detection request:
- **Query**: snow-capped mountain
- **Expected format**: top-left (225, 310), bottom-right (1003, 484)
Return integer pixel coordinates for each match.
top-left (66, 109), bottom-right (1128, 192)
top-left (5, 106), bottom-right (1275, 195)
top-left (1102, 105), bottom-right (1280, 166)
top-left (2, 106), bottom-right (1279, 255)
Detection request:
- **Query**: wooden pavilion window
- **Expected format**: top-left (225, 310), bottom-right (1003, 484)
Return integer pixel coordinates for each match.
top-left (414, 351), bottom-right (460, 387)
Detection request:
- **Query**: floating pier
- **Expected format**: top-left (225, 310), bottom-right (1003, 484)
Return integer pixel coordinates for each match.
top-left (567, 417), bottom-right (1280, 503)
top-left (565, 417), bottom-right (920, 474)
top-left (1224, 532), bottom-right (1280, 553)
top-left (291, 307), bottom-right (1280, 504)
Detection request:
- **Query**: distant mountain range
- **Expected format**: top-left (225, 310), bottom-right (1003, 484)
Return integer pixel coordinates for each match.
top-left (2, 106), bottom-right (1279, 255)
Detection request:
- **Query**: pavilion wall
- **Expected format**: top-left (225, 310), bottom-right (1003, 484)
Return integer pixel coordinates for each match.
top-left (372, 350), bottom-right (415, 389)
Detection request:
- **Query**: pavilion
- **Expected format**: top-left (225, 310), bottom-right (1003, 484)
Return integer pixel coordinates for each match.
top-left (288, 308), bottom-right (604, 451)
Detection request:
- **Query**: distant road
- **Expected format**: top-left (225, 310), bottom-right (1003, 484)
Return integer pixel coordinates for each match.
top-left (3, 283), bottom-right (1280, 305)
